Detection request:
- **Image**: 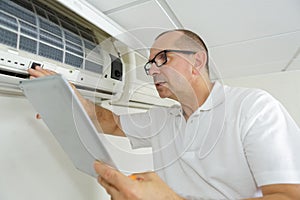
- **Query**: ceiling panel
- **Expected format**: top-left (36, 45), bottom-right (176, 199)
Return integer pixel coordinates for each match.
top-left (282, 46), bottom-right (300, 71)
top-left (106, 1), bottom-right (176, 49)
top-left (81, 0), bottom-right (300, 79)
top-left (83, 0), bottom-right (143, 12)
top-left (288, 58), bottom-right (300, 71)
top-left (210, 31), bottom-right (300, 79)
top-left (211, 60), bottom-right (288, 80)
top-left (166, 0), bottom-right (300, 47)
top-left (210, 31), bottom-right (300, 69)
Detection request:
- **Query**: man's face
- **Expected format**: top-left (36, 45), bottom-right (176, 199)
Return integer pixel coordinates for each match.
top-left (148, 32), bottom-right (195, 100)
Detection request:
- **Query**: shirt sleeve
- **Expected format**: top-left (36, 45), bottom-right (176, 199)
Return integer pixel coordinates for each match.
top-left (120, 107), bottom-right (168, 149)
top-left (242, 91), bottom-right (300, 186)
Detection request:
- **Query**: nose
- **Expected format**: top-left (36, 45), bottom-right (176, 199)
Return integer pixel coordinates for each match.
top-left (148, 63), bottom-right (161, 76)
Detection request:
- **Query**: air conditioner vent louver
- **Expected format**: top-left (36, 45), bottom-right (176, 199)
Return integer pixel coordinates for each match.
top-left (0, 0), bottom-right (104, 73)
top-left (0, 0), bottom-right (125, 101)
top-left (0, 69), bottom-right (29, 79)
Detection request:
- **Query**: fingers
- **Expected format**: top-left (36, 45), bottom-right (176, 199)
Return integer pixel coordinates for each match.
top-left (94, 161), bottom-right (133, 191)
top-left (28, 66), bottom-right (56, 79)
top-left (98, 176), bottom-right (120, 199)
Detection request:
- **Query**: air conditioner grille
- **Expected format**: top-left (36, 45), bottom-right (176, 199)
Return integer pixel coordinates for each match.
top-left (19, 21), bottom-right (37, 38)
top-left (0, 0), bottom-right (106, 74)
top-left (0, 12), bottom-right (18, 30)
top-left (20, 36), bottom-right (37, 53)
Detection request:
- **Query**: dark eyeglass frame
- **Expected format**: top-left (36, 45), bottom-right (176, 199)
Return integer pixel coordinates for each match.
top-left (144, 49), bottom-right (197, 75)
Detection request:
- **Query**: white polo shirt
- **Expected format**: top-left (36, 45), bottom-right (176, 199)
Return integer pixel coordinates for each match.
top-left (120, 81), bottom-right (300, 199)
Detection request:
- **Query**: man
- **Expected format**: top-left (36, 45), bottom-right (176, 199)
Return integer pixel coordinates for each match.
top-left (29, 29), bottom-right (300, 199)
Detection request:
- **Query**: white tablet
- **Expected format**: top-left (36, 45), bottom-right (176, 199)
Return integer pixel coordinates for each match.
top-left (19, 74), bottom-right (117, 177)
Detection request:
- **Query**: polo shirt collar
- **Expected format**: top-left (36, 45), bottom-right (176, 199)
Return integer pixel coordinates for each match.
top-left (198, 81), bottom-right (225, 111)
top-left (169, 81), bottom-right (225, 115)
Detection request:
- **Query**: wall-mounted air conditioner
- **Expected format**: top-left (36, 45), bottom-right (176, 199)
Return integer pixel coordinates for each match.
top-left (0, 0), bottom-right (124, 102)
top-left (50, 0), bottom-right (178, 109)
top-left (0, 0), bottom-right (176, 109)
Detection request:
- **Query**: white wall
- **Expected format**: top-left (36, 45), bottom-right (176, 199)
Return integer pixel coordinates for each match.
top-left (222, 70), bottom-right (300, 126)
top-left (0, 95), bottom-right (107, 200)
top-left (0, 94), bottom-right (153, 200)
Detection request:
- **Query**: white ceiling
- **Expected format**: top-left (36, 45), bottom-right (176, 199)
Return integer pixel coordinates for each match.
top-left (83, 0), bottom-right (300, 80)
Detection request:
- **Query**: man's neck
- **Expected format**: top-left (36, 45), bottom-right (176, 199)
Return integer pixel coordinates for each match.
top-left (180, 80), bottom-right (213, 120)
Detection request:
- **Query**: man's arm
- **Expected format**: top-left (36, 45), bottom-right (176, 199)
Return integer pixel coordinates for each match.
top-left (94, 162), bottom-right (297, 200)
top-left (94, 161), bottom-right (184, 200)
top-left (95, 161), bottom-right (300, 200)
top-left (244, 184), bottom-right (300, 200)
top-left (28, 67), bottom-right (126, 137)
top-left (80, 96), bottom-right (125, 137)
top-left (94, 160), bottom-right (300, 200)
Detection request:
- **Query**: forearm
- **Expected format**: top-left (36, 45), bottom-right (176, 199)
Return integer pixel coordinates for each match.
top-left (244, 196), bottom-right (288, 200)
top-left (70, 83), bottom-right (101, 124)
top-left (244, 194), bottom-right (294, 200)
top-left (73, 87), bottom-right (124, 136)
top-left (243, 184), bottom-right (300, 200)
top-left (94, 103), bottom-right (124, 136)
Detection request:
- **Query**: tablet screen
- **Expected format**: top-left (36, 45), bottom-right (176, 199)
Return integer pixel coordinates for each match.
top-left (19, 75), bottom-right (117, 177)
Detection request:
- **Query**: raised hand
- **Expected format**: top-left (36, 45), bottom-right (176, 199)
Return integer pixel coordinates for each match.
top-left (94, 161), bottom-right (184, 200)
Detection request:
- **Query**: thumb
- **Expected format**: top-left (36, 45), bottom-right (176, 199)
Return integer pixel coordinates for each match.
top-left (94, 161), bottom-right (133, 190)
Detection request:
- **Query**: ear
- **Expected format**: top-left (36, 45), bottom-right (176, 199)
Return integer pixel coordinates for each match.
top-left (193, 51), bottom-right (207, 73)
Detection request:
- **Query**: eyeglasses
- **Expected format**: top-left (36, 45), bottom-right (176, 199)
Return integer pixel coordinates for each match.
top-left (144, 49), bottom-right (197, 75)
